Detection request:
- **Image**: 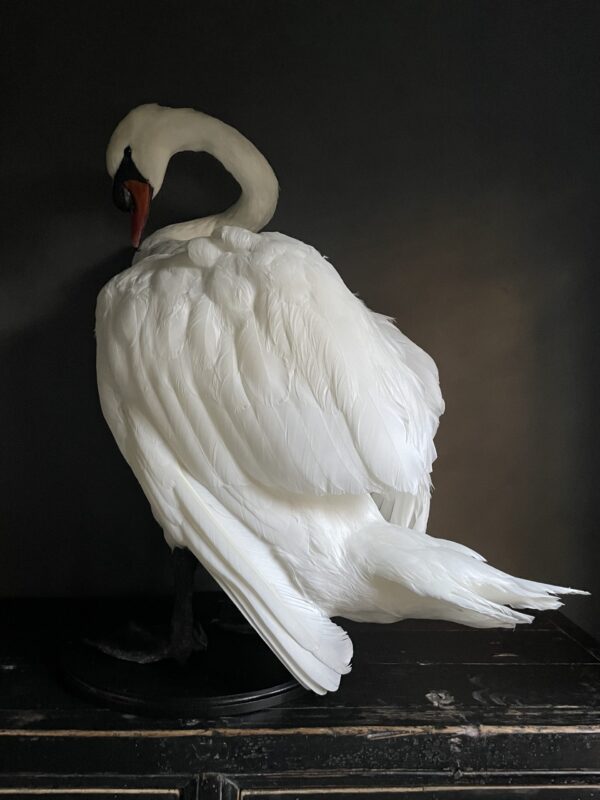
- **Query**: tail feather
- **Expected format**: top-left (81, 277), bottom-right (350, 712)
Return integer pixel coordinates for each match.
top-left (351, 523), bottom-right (588, 628)
top-left (172, 474), bottom-right (353, 694)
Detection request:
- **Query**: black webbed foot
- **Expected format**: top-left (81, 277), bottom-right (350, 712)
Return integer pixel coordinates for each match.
top-left (85, 617), bottom-right (207, 665)
top-left (85, 547), bottom-right (204, 665)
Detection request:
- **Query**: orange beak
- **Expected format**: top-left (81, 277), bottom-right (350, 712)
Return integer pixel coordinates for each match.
top-left (123, 179), bottom-right (153, 249)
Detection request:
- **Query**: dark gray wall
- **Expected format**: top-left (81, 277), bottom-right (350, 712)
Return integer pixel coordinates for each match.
top-left (1, 1), bottom-right (598, 635)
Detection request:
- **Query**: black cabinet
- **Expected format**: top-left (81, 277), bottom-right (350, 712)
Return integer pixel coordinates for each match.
top-left (1, 598), bottom-right (600, 798)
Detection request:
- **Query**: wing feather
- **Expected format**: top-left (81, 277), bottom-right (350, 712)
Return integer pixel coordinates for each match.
top-left (96, 225), bottom-right (445, 692)
top-left (182, 227), bottom-right (442, 498)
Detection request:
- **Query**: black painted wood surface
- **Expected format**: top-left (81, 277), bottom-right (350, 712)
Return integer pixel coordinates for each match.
top-left (1, 596), bottom-right (599, 798)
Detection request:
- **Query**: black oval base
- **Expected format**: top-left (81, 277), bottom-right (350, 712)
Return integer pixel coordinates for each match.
top-left (60, 597), bottom-right (305, 717)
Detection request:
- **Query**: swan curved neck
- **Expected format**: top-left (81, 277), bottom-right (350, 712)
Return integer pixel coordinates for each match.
top-left (143, 107), bottom-right (278, 249)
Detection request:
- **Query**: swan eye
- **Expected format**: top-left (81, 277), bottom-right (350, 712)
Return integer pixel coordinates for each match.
top-left (113, 181), bottom-right (133, 212)
top-left (112, 145), bottom-right (150, 212)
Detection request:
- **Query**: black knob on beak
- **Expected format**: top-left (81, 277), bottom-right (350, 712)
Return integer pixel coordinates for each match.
top-left (112, 146), bottom-right (150, 212)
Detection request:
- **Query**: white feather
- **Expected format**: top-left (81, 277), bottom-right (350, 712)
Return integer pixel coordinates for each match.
top-left (97, 105), bottom-right (588, 694)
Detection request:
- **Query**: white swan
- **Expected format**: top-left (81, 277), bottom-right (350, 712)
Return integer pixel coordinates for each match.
top-left (97, 103), bottom-right (586, 694)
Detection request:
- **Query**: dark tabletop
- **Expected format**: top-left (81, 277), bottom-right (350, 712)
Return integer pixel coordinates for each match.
top-left (1, 596), bottom-right (600, 782)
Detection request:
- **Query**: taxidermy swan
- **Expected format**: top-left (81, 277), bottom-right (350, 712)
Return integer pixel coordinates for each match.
top-left (97, 103), bottom-right (586, 694)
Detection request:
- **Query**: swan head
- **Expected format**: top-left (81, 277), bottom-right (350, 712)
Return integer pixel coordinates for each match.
top-left (107, 103), bottom-right (279, 247)
top-left (107, 104), bottom-right (172, 248)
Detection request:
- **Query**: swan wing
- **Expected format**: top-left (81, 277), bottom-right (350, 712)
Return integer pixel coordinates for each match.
top-left (367, 311), bottom-right (444, 530)
top-left (182, 226), bottom-right (443, 498)
top-left (96, 225), bottom-right (443, 692)
top-left (96, 240), bottom-right (355, 693)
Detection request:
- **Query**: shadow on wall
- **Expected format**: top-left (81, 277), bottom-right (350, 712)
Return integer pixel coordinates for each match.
top-left (1, 155), bottom-right (238, 597)
top-left (0, 172), bottom-right (175, 596)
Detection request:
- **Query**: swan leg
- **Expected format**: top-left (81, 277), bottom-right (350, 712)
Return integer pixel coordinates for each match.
top-left (168, 546), bottom-right (207, 663)
top-left (85, 547), bottom-right (207, 664)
